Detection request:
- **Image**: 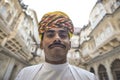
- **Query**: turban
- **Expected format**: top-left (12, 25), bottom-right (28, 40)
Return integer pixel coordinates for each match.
top-left (38, 11), bottom-right (74, 39)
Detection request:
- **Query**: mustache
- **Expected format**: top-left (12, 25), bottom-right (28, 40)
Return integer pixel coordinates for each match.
top-left (48, 42), bottom-right (66, 49)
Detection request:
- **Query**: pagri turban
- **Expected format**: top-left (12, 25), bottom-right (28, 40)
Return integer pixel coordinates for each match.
top-left (38, 11), bottom-right (74, 39)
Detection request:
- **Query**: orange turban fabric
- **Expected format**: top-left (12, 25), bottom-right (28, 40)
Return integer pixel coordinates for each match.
top-left (38, 11), bottom-right (74, 38)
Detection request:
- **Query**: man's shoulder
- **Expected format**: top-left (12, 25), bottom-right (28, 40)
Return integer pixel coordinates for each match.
top-left (69, 65), bottom-right (95, 78)
top-left (23, 63), bottom-right (43, 71)
top-left (15, 64), bottom-right (43, 80)
top-left (70, 65), bottom-right (92, 73)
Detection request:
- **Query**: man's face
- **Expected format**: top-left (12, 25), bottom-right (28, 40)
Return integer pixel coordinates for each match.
top-left (40, 27), bottom-right (71, 63)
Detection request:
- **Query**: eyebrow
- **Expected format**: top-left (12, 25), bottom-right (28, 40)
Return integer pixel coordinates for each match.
top-left (46, 30), bottom-right (55, 33)
top-left (46, 29), bottom-right (67, 33)
top-left (59, 30), bottom-right (68, 33)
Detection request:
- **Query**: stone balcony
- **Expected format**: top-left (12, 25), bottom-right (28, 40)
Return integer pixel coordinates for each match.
top-left (0, 27), bottom-right (33, 64)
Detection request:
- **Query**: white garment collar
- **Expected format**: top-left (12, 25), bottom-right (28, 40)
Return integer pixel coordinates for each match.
top-left (43, 62), bottom-right (69, 71)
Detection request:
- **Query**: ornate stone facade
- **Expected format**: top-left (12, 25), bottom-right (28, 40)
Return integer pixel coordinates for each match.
top-left (79, 0), bottom-right (120, 80)
top-left (0, 0), bottom-right (41, 79)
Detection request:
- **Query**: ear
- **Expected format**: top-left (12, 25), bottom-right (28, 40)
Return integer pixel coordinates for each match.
top-left (40, 40), bottom-right (43, 49)
top-left (68, 41), bottom-right (71, 50)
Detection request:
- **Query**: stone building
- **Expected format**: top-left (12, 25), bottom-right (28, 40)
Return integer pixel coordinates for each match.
top-left (0, 0), bottom-right (120, 80)
top-left (0, 0), bottom-right (41, 80)
top-left (68, 27), bottom-right (82, 67)
top-left (79, 0), bottom-right (120, 80)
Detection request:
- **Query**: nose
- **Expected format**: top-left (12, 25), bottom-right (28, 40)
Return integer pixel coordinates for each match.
top-left (54, 33), bottom-right (61, 42)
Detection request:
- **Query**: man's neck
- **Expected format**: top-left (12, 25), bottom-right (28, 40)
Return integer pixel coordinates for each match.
top-left (45, 59), bottom-right (67, 65)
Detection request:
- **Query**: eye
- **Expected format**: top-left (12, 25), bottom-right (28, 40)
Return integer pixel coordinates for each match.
top-left (59, 34), bottom-right (68, 39)
top-left (46, 30), bottom-right (55, 38)
top-left (59, 31), bottom-right (68, 39)
top-left (46, 32), bottom-right (55, 38)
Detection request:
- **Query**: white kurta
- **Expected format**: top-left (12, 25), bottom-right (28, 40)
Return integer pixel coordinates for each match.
top-left (15, 62), bottom-right (97, 80)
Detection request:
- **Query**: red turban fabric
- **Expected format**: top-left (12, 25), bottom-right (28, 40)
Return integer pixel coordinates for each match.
top-left (38, 11), bottom-right (74, 38)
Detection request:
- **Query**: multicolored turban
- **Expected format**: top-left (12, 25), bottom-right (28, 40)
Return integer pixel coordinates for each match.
top-left (38, 11), bottom-right (74, 39)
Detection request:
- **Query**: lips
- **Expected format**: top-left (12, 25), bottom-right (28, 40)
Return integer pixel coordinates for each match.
top-left (48, 43), bottom-right (66, 49)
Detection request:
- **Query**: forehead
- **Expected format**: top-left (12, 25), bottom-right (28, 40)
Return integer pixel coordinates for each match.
top-left (46, 27), bottom-right (68, 32)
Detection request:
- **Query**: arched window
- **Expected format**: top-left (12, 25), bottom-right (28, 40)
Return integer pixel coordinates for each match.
top-left (116, 0), bottom-right (120, 6)
top-left (111, 59), bottom-right (120, 80)
top-left (90, 67), bottom-right (95, 74)
top-left (116, 0), bottom-right (120, 2)
top-left (98, 64), bottom-right (109, 80)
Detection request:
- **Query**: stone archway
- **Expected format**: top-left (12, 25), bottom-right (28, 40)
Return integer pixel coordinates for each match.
top-left (111, 59), bottom-right (120, 80)
top-left (98, 64), bottom-right (109, 80)
top-left (90, 67), bottom-right (95, 74)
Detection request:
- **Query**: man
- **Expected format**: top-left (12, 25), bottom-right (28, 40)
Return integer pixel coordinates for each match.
top-left (15, 11), bottom-right (97, 80)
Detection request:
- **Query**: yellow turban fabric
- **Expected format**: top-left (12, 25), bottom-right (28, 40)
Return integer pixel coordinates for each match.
top-left (38, 11), bottom-right (74, 39)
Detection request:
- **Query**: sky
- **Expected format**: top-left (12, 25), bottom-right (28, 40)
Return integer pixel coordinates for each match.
top-left (23, 0), bottom-right (97, 28)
